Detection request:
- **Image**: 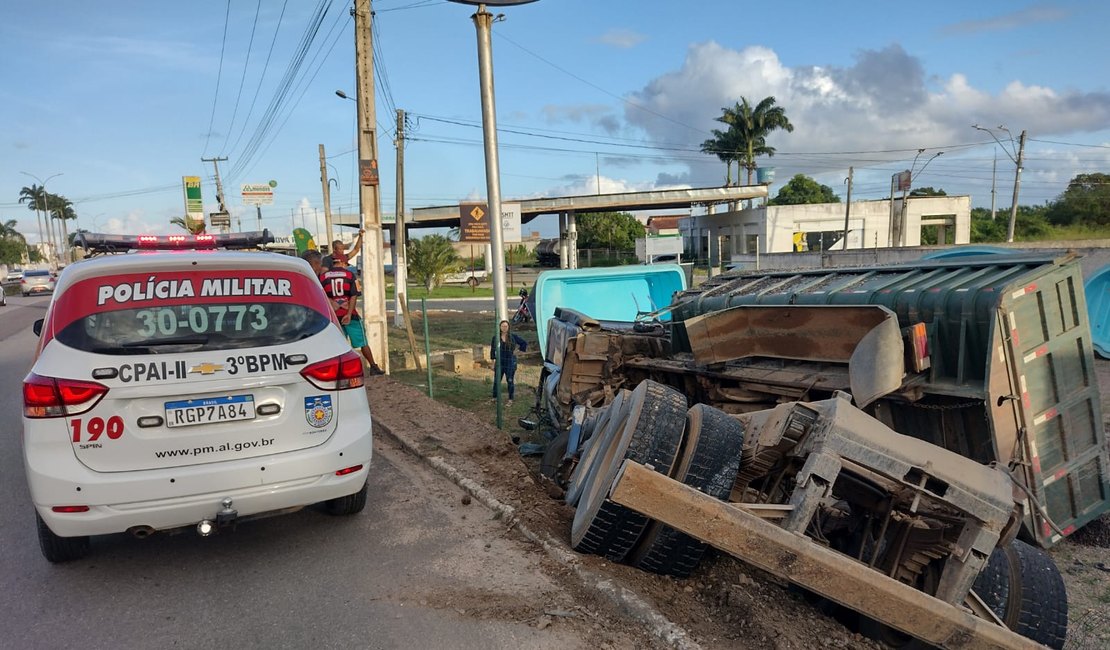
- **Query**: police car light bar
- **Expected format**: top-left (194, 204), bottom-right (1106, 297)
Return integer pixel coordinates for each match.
top-left (77, 230), bottom-right (275, 254)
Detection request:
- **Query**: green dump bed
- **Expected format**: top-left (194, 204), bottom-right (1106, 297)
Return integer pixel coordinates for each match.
top-left (673, 253), bottom-right (1109, 547)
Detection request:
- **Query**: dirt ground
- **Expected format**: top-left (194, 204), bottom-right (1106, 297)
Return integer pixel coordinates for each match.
top-left (371, 345), bottom-right (1110, 648)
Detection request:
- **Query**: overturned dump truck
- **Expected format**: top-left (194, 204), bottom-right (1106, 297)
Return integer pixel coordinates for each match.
top-left (531, 254), bottom-right (1109, 649)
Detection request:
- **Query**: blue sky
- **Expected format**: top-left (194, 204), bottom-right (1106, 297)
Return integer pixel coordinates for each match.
top-left (3, 0), bottom-right (1110, 242)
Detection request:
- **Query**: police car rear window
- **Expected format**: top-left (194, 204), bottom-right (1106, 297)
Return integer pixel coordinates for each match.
top-left (47, 269), bottom-right (334, 354)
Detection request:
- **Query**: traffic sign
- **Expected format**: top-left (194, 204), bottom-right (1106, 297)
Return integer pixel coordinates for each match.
top-left (459, 202), bottom-right (491, 243)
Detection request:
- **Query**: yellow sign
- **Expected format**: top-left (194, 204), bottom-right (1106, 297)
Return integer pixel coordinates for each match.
top-left (469, 206), bottom-right (485, 220)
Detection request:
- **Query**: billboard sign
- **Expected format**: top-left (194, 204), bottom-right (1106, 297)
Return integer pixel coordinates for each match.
top-left (500, 202), bottom-right (521, 243)
top-left (182, 176), bottom-right (204, 225)
top-left (459, 202), bottom-right (490, 243)
top-left (241, 183), bottom-right (274, 206)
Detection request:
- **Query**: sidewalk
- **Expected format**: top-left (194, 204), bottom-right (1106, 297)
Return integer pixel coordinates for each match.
top-left (365, 376), bottom-right (701, 650)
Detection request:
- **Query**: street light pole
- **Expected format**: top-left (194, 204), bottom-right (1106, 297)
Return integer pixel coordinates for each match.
top-left (973, 124), bottom-right (1025, 242)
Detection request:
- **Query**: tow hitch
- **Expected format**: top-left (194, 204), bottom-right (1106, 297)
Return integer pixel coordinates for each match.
top-left (196, 498), bottom-right (238, 537)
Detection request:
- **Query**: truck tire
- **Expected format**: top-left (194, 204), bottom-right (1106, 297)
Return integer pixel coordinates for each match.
top-left (868, 539), bottom-right (1068, 649)
top-left (466, 276), bottom-right (479, 288)
top-left (37, 513), bottom-right (90, 563)
top-left (570, 381), bottom-right (686, 561)
top-left (564, 391), bottom-right (629, 507)
top-left (1001, 539), bottom-right (1068, 649)
top-left (629, 404), bottom-right (745, 577)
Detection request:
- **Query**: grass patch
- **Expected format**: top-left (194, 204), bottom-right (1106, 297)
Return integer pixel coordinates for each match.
top-left (1027, 224), bottom-right (1110, 241)
top-left (386, 280), bottom-right (533, 301)
top-left (386, 310), bottom-right (543, 430)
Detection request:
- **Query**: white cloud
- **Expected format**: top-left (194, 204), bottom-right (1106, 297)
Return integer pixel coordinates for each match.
top-left (596, 28), bottom-right (646, 49)
top-left (619, 41), bottom-right (1110, 199)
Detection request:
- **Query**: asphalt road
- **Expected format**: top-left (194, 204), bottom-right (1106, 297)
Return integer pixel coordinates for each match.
top-left (0, 295), bottom-right (609, 649)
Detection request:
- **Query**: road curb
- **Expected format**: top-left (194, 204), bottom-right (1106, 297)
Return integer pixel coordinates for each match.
top-left (372, 415), bottom-right (702, 650)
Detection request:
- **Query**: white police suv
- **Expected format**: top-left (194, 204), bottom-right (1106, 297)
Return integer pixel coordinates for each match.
top-left (23, 232), bottom-right (373, 562)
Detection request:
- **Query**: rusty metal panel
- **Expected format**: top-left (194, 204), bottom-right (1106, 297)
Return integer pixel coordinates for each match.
top-left (609, 461), bottom-right (1040, 650)
top-left (683, 305), bottom-right (894, 364)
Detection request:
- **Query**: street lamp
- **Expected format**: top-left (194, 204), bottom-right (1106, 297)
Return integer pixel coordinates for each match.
top-left (450, 0), bottom-right (538, 428)
top-left (20, 171), bottom-right (63, 265)
top-left (973, 124), bottom-right (1027, 243)
top-left (335, 89), bottom-right (355, 101)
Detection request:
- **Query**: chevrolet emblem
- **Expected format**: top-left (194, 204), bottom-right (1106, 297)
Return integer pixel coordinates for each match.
top-left (189, 362), bottom-right (225, 375)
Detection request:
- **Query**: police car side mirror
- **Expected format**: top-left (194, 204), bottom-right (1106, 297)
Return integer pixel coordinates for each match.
top-left (33, 319), bottom-right (44, 337)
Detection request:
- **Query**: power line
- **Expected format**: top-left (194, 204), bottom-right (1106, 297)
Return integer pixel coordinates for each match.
top-left (219, 0), bottom-right (264, 155)
top-left (495, 31), bottom-right (709, 138)
top-left (202, 0), bottom-right (233, 157)
top-left (226, 0), bottom-right (290, 157)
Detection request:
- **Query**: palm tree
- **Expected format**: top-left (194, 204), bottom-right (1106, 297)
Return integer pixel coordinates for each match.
top-left (47, 194), bottom-right (77, 255)
top-left (408, 234), bottom-right (461, 291)
top-left (0, 219), bottom-right (24, 241)
top-left (170, 216), bottom-right (207, 234)
top-left (18, 184), bottom-right (51, 253)
top-left (701, 97), bottom-right (794, 186)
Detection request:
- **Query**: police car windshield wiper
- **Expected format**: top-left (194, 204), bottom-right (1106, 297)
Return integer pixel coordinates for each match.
top-left (121, 336), bottom-right (210, 350)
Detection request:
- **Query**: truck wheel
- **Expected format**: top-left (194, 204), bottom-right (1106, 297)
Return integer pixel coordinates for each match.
top-left (324, 481), bottom-right (368, 516)
top-left (1001, 539), bottom-right (1068, 649)
top-left (570, 381), bottom-right (686, 562)
top-left (564, 391), bottom-right (628, 507)
top-left (466, 276), bottom-right (479, 288)
top-left (629, 404), bottom-right (745, 577)
top-left (970, 544), bottom-right (1011, 622)
top-left (37, 513), bottom-right (90, 563)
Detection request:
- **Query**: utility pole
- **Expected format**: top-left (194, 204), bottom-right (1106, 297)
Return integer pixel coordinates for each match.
top-left (393, 108), bottom-right (409, 328)
top-left (202, 156), bottom-right (229, 233)
top-left (1007, 130), bottom-right (1027, 243)
top-left (842, 166), bottom-right (853, 250)
top-left (990, 150), bottom-right (997, 221)
top-left (318, 144), bottom-right (336, 246)
top-left (354, 0), bottom-right (389, 373)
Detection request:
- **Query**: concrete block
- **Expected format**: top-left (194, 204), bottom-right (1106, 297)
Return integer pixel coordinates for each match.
top-left (473, 345), bottom-right (490, 362)
top-left (444, 352), bottom-right (469, 374)
top-left (390, 350), bottom-right (416, 371)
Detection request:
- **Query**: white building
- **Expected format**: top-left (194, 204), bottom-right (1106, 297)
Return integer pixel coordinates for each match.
top-left (679, 196), bottom-right (971, 263)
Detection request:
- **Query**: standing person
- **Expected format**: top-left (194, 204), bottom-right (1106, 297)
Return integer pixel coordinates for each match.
top-left (490, 319), bottom-right (527, 405)
top-left (326, 228), bottom-right (364, 270)
top-left (302, 250), bottom-right (384, 376)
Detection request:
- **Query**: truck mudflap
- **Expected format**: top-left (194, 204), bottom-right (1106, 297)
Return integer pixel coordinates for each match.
top-left (992, 273), bottom-right (1110, 547)
top-left (681, 305), bottom-right (904, 408)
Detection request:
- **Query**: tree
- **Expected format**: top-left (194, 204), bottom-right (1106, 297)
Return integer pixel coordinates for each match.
top-left (768, 174), bottom-right (840, 205)
top-left (170, 216), bottom-right (207, 234)
top-left (701, 97), bottom-right (794, 186)
top-left (407, 234), bottom-right (460, 291)
top-left (1045, 172), bottom-right (1110, 226)
top-left (47, 194), bottom-right (77, 250)
top-left (18, 184), bottom-right (50, 252)
top-left (0, 219), bottom-right (28, 265)
top-left (909, 187), bottom-right (947, 197)
top-left (575, 212), bottom-right (645, 250)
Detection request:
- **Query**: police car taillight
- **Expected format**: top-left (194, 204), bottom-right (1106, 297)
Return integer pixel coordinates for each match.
top-left (300, 351), bottom-right (365, 390)
top-left (23, 373), bottom-right (109, 418)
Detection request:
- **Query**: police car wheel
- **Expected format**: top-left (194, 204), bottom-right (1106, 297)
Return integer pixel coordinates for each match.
top-left (324, 480), bottom-right (368, 516)
top-left (37, 513), bottom-right (90, 563)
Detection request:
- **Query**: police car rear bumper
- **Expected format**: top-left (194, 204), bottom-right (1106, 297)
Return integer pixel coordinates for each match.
top-left (29, 421), bottom-right (372, 538)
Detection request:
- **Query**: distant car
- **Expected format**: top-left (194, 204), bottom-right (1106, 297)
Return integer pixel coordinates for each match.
top-left (5, 269), bottom-right (23, 284)
top-left (21, 269), bottom-right (55, 296)
top-left (23, 231), bottom-right (372, 562)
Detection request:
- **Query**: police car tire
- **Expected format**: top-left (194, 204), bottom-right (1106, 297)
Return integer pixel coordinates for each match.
top-left (36, 513), bottom-right (90, 563)
top-left (324, 480), bottom-right (368, 516)
top-left (630, 404), bottom-right (745, 577)
top-left (570, 381), bottom-right (686, 561)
